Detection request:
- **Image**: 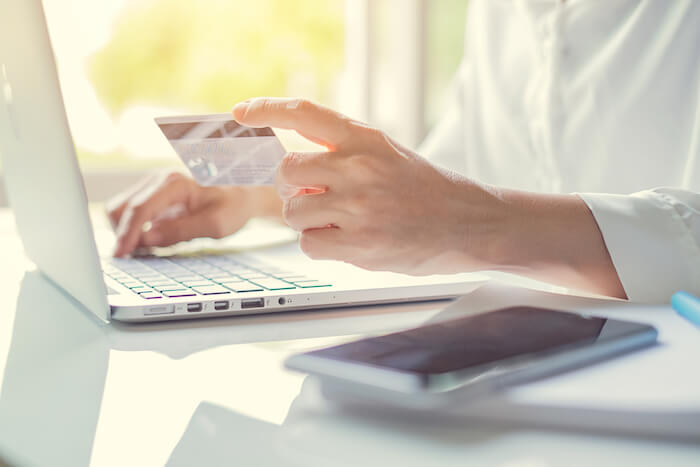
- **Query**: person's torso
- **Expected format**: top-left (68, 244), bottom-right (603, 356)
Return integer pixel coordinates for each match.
top-left (459, 0), bottom-right (700, 193)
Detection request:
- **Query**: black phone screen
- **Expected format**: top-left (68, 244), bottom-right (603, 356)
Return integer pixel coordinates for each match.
top-left (308, 307), bottom-right (640, 375)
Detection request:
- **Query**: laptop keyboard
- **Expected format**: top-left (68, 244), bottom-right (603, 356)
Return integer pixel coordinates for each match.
top-left (103, 255), bottom-right (331, 300)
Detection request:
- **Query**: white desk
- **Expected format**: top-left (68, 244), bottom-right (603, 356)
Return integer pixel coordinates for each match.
top-left (0, 208), bottom-right (698, 466)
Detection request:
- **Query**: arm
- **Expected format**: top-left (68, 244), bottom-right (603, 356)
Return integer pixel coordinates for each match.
top-left (418, 57), bottom-right (638, 299)
top-left (485, 190), bottom-right (627, 299)
top-left (417, 64), bottom-right (626, 298)
top-left (234, 97), bottom-right (699, 303)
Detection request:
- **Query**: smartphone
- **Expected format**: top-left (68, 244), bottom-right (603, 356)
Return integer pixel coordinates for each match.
top-left (285, 306), bottom-right (657, 396)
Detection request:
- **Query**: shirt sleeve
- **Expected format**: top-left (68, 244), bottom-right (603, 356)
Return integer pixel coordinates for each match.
top-left (418, 62), bottom-right (469, 174)
top-left (579, 188), bottom-right (700, 303)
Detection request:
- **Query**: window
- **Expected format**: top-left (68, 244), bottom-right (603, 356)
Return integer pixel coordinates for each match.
top-left (425, 0), bottom-right (469, 129)
top-left (0, 0), bottom-right (469, 205)
top-left (362, 0), bottom-right (468, 147)
top-left (43, 0), bottom-right (346, 171)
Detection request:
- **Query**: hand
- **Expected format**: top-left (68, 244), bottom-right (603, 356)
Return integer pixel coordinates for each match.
top-left (231, 98), bottom-right (626, 299)
top-left (107, 172), bottom-right (280, 257)
top-left (233, 98), bottom-right (505, 275)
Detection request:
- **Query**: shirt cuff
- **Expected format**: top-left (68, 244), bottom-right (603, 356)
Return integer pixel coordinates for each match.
top-left (578, 191), bottom-right (700, 303)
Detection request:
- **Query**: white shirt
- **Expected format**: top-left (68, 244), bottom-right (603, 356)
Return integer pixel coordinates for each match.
top-left (421, 0), bottom-right (700, 303)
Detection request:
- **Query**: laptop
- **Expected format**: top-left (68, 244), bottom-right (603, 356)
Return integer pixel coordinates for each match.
top-left (0, 0), bottom-right (486, 323)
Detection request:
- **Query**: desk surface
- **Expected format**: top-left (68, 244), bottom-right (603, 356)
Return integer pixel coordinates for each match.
top-left (0, 208), bottom-right (698, 467)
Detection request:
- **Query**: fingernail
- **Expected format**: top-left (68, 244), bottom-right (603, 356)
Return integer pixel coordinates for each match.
top-left (302, 187), bottom-right (326, 195)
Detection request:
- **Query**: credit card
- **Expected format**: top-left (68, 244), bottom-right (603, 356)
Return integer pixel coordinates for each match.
top-left (155, 113), bottom-right (286, 186)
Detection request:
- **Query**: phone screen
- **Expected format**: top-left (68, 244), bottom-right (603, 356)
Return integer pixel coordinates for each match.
top-left (310, 307), bottom-right (616, 375)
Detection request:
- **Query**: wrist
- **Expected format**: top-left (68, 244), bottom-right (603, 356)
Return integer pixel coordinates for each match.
top-left (459, 183), bottom-right (522, 272)
top-left (481, 189), bottom-right (626, 297)
top-left (483, 189), bottom-right (591, 271)
top-left (435, 179), bottom-right (515, 273)
top-left (482, 189), bottom-right (565, 273)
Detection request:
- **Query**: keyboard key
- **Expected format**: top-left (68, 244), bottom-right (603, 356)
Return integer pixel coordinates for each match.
top-left (138, 292), bottom-right (163, 299)
top-left (202, 271), bottom-right (230, 279)
top-left (221, 281), bottom-right (264, 293)
top-left (107, 273), bottom-right (130, 280)
top-left (188, 266), bottom-right (219, 274)
top-left (108, 256), bottom-right (318, 299)
top-left (161, 267), bottom-right (190, 275)
top-left (137, 274), bottom-right (168, 281)
top-left (191, 285), bottom-right (232, 295)
top-left (237, 272), bottom-right (268, 280)
top-left (181, 280), bottom-right (216, 287)
top-left (168, 274), bottom-right (204, 282)
top-left (221, 265), bottom-right (249, 272)
top-left (255, 265), bottom-right (286, 271)
top-left (249, 278), bottom-right (296, 290)
top-left (162, 290), bottom-right (197, 298)
top-left (218, 279), bottom-right (244, 285)
top-left (274, 274), bottom-right (309, 281)
top-left (132, 273), bottom-right (167, 281)
top-left (226, 267), bottom-right (257, 275)
top-left (293, 280), bottom-right (332, 288)
top-left (212, 276), bottom-right (241, 283)
top-left (145, 280), bottom-right (181, 288)
top-left (155, 284), bottom-right (190, 292)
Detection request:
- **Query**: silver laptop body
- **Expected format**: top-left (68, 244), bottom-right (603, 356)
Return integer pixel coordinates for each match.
top-left (0, 0), bottom-right (485, 323)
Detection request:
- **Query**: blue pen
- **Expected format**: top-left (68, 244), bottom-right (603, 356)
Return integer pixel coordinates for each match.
top-left (671, 291), bottom-right (700, 327)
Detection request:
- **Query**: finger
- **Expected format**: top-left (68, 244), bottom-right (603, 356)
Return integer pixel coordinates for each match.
top-left (105, 173), bottom-right (158, 229)
top-left (113, 177), bottom-right (195, 257)
top-left (139, 206), bottom-right (222, 247)
top-left (233, 97), bottom-right (351, 150)
top-left (283, 192), bottom-right (343, 232)
top-left (298, 227), bottom-right (352, 261)
top-left (275, 151), bottom-right (338, 193)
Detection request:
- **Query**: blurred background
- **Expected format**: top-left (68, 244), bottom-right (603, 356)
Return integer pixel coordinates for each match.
top-left (0, 0), bottom-right (469, 204)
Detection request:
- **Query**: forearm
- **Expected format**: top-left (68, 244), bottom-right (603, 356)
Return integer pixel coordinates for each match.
top-left (483, 189), bottom-right (627, 299)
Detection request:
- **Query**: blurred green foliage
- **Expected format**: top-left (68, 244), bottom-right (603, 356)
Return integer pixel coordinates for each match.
top-left (90, 0), bottom-right (345, 114)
